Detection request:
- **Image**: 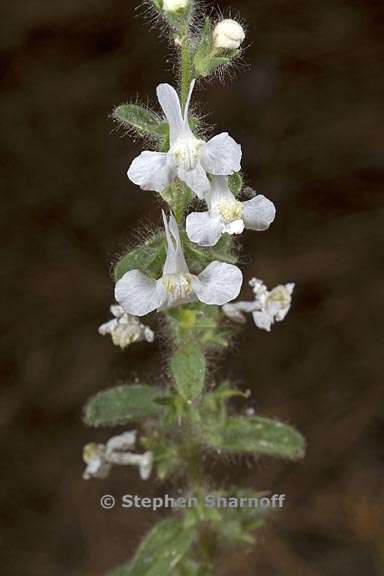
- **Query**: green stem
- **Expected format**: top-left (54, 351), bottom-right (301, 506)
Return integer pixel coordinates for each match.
top-left (180, 34), bottom-right (192, 110)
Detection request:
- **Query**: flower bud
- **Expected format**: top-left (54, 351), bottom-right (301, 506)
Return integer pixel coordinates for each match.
top-left (162, 0), bottom-right (189, 14)
top-left (213, 19), bottom-right (245, 51)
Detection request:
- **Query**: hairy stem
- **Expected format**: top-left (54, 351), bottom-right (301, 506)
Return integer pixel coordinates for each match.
top-left (180, 33), bottom-right (192, 109)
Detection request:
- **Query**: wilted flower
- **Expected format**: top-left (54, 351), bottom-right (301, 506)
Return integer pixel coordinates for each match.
top-left (162, 0), bottom-right (189, 14)
top-left (128, 81), bottom-right (242, 198)
top-left (213, 19), bottom-right (245, 50)
top-left (82, 443), bottom-right (111, 480)
top-left (186, 175), bottom-right (276, 246)
top-left (98, 305), bottom-right (154, 349)
top-left (223, 278), bottom-right (295, 332)
top-left (115, 211), bottom-right (243, 316)
top-left (82, 431), bottom-right (153, 481)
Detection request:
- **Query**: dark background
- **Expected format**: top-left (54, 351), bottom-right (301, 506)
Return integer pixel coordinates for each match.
top-left (1, 0), bottom-right (384, 574)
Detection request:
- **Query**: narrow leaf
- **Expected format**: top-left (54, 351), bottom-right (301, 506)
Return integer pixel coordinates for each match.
top-left (171, 342), bottom-right (206, 401)
top-left (84, 384), bottom-right (162, 427)
top-left (207, 416), bottom-right (306, 460)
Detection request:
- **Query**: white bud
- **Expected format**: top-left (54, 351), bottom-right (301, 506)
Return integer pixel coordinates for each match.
top-left (162, 0), bottom-right (189, 14)
top-left (213, 19), bottom-right (245, 51)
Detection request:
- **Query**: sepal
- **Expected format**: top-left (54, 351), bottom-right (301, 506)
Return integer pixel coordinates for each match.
top-left (193, 18), bottom-right (240, 78)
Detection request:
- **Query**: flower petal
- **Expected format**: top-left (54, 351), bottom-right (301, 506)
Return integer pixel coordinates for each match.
top-left (186, 211), bottom-right (223, 246)
top-left (178, 164), bottom-right (211, 198)
top-left (252, 310), bottom-right (273, 332)
top-left (192, 262), bottom-right (243, 305)
top-left (98, 319), bottom-right (118, 335)
top-left (157, 83), bottom-right (186, 144)
top-left (115, 270), bottom-right (162, 316)
top-left (203, 133), bottom-right (242, 175)
top-left (241, 195), bottom-right (276, 231)
top-left (162, 210), bottom-right (189, 274)
top-left (223, 219), bottom-right (245, 235)
top-left (128, 151), bottom-right (173, 192)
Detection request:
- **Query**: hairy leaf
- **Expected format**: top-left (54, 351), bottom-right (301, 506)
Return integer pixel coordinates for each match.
top-left (107, 518), bottom-right (196, 576)
top-left (171, 342), bottom-right (206, 401)
top-left (113, 104), bottom-right (161, 139)
top-left (84, 384), bottom-right (162, 427)
top-left (114, 234), bottom-right (166, 281)
top-left (207, 416), bottom-right (306, 460)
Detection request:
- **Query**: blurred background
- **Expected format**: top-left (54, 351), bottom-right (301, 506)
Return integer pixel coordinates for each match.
top-left (1, 0), bottom-right (384, 574)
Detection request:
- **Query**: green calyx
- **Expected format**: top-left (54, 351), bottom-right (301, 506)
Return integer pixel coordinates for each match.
top-left (193, 18), bottom-right (240, 78)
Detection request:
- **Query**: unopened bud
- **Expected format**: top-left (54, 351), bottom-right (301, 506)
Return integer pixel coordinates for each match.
top-left (162, 0), bottom-right (189, 15)
top-left (213, 19), bottom-right (245, 51)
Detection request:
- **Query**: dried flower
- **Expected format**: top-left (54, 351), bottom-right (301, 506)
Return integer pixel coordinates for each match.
top-left (223, 278), bottom-right (295, 332)
top-left (98, 305), bottom-right (154, 349)
top-left (82, 431), bottom-right (153, 481)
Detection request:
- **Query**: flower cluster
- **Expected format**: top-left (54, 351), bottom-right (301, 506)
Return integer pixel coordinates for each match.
top-left (112, 77), bottom-right (279, 321)
top-left (115, 211), bottom-right (243, 316)
top-left (82, 431), bottom-right (153, 481)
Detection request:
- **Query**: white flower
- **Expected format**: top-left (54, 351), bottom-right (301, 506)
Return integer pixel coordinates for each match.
top-left (223, 278), bottom-right (295, 332)
top-left (82, 431), bottom-right (153, 481)
top-left (162, 0), bottom-right (189, 14)
top-left (128, 81), bottom-right (242, 199)
top-left (115, 211), bottom-right (243, 316)
top-left (186, 176), bottom-right (276, 246)
top-left (213, 19), bottom-right (245, 51)
top-left (98, 305), bottom-right (154, 349)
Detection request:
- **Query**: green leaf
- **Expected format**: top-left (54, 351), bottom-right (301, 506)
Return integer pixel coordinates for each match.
top-left (182, 233), bottom-right (238, 274)
top-left (108, 518), bottom-right (196, 576)
top-left (160, 181), bottom-right (193, 223)
top-left (207, 416), bottom-right (306, 460)
top-left (228, 172), bottom-right (243, 197)
top-left (151, 0), bottom-right (162, 10)
top-left (114, 234), bottom-right (166, 281)
top-left (170, 342), bottom-right (206, 401)
top-left (84, 384), bottom-right (162, 427)
top-left (113, 104), bottom-right (161, 139)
